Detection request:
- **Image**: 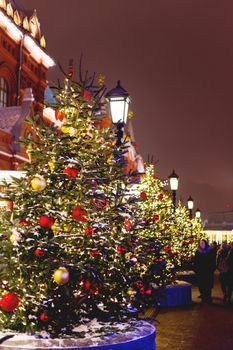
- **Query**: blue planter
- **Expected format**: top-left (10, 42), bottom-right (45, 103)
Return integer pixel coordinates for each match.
top-left (0, 321), bottom-right (156, 350)
top-left (159, 280), bottom-right (192, 307)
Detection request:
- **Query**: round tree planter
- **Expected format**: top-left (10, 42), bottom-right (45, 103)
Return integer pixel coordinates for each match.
top-left (0, 321), bottom-right (155, 350)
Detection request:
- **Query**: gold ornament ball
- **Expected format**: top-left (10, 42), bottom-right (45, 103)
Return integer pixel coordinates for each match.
top-left (53, 267), bottom-right (70, 285)
top-left (127, 288), bottom-right (135, 296)
top-left (48, 160), bottom-right (55, 172)
top-left (125, 252), bottom-right (132, 260)
top-left (51, 223), bottom-right (61, 236)
top-left (31, 177), bottom-right (47, 191)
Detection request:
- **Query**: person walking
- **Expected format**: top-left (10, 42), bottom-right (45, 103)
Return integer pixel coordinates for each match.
top-left (194, 239), bottom-right (216, 303)
top-left (226, 241), bottom-right (233, 303)
top-left (216, 242), bottom-right (230, 303)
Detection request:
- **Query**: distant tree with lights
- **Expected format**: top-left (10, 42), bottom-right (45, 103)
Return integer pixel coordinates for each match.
top-left (135, 165), bottom-right (205, 274)
top-left (135, 164), bottom-right (177, 285)
top-left (0, 74), bottom-right (167, 336)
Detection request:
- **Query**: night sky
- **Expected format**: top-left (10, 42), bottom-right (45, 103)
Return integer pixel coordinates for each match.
top-left (20, 0), bottom-right (233, 216)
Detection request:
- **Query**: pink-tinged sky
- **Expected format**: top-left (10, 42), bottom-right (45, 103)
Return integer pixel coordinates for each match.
top-left (20, 0), bottom-right (233, 216)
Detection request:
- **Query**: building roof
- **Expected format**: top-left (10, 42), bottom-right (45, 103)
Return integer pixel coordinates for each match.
top-left (0, 1), bottom-right (55, 68)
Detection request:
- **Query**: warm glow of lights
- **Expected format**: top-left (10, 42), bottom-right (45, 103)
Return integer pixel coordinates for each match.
top-left (6, 3), bottom-right (13, 17)
top-left (23, 16), bottom-right (29, 30)
top-left (0, 11), bottom-right (55, 68)
top-left (187, 196), bottom-right (194, 210)
top-left (205, 230), bottom-right (233, 243)
top-left (169, 177), bottom-right (178, 191)
top-left (0, 0), bottom-right (6, 10)
top-left (108, 97), bottom-right (130, 124)
top-left (40, 35), bottom-right (46, 48)
top-left (24, 34), bottom-right (55, 67)
top-left (13, 10), bottom-right (21, 26)
top-left (0, 11), bottom-right (22, 42)
top-left (169, 170), bottom-right (179, 190)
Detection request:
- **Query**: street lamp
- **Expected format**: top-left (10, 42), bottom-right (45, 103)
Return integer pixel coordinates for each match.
top-left (195, 208), bottom-right (201, 219)
top-left (105, 81), bottom-right (131, 146)
top-left (168, 170), bottom-right (179, 211)
top-left (187, 196), bottom-right (194, 218)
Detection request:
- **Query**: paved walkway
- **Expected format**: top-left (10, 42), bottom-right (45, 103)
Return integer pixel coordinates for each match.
top-left (155, 272), bottom-right (233, 350)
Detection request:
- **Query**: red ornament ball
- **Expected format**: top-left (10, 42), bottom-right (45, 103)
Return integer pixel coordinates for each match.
top-left (84, 280), bottom-right (91, 289)
top-left (145, 289), bottom-right (152, 295)
top-left (117, 244), bottom-right (125, 254)
top-left (85, 226), bottom-right (94, 235)
top-left (157, 193), bottom-right (163, 200)
top-left (39, 215), bottom-right (54, 228)
top-left (83, 281), bottom-right (99, 295)
top-left (6, 201), bottom-right (14, 212)
top-left (152, 214), bottom-right (159, 221)
top-left (34, 248), bottom-right (43, 257)
top-left (164, 245), bottom-right (171, 252)
top-left (83, 90), bottom-right (91, 102)
top-left (19, 219), bottom-right (29, 226)
top-left (90, 249), bottom-right (100, 257)
top-left (140, 192), bottom-right (147, 200)
top-left (40, 312), bottom-right (49, 322)
top-left (63, 167), bottom-right (78, 178)
top-left (0, 292), bottom-right (19, 312)
top-left (72, 206), bottom-right (87, 222)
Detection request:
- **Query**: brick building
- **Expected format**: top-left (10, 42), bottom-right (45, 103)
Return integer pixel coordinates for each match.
top-left (0, 0), bottom-right (54, 170)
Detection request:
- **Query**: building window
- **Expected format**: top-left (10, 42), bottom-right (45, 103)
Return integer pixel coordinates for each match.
top-left (0, 77), bottom-right (8, 107)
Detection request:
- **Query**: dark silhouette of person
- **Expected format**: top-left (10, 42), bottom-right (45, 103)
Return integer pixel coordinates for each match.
top-left (226, 241), bottom-right (233, 303)
top-left (194, 239), bottom-right (216, 303)
top-left (216, 242), bottom-right (230, 303)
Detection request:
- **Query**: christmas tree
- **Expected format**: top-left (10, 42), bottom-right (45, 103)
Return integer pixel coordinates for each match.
top-left (135, 164), bottom-right (205, 276)
top-left (135, 164), bottom-right (176, 285)
top-left (169, 203), bottom-right (205, 270)
top-left (0, 75), bottom-right (166, 336)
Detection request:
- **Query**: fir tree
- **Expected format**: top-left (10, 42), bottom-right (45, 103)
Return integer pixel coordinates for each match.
top-left (0, 77), bottom-right (165, 336)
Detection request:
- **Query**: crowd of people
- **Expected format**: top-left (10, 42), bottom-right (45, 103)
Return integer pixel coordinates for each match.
top-left (194, 239), bottom-right (233, 304)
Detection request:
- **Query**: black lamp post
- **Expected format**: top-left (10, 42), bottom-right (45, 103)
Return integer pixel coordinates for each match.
top-left (187, 196), bottom-right (194, 219)
top-left (105, 81), bottom-right (131, 146)
top-left (195, 208), bottom-right (201, 219)
top-left (168, 170), bottom-right (179, 211)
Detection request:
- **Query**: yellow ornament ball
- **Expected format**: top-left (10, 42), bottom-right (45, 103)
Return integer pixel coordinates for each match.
top-left (51, 222), bottom-right (60, 236)
top-left (48, 160), bottom-right (55, 172)
top-left (31, 177), bottom-right (47, 191)
top-left (127, 288), bottom-right (135, 296)
top-left (125, 252), bottom-right (132, 260)
top-left (53, 267), bottom-right (70, 285)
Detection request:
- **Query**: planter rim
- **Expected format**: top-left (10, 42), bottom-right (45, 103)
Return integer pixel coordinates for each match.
top-left (0, 320), bottom-right (155, 349)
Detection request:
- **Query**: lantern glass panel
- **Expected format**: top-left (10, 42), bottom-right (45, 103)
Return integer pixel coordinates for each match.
top-left (169, 177), bottom-right (179, 190)
top-left (187, 199), bottom-right (194, 210)
top-left (109, 97), bottom-right (125, 124)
